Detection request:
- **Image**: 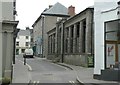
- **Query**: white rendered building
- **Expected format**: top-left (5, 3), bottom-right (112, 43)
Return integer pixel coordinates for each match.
top-left (16, 29), bottom-right (31, 55)
top-left (94, 0), bottom-right (120, 81)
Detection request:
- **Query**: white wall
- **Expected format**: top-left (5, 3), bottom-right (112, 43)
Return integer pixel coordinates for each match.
top-left (0, 0), bottom-right (14, 21)
top-left (0, 7), bottom-right (1, 80)
top-left (0, 31), bottom-right (2, 81)
top-left (16, 35), bottom-right (31, 54)
top-left (94, 0), bottom-right (119, 75)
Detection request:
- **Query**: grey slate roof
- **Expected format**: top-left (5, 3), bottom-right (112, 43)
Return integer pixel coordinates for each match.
top-left (42, 2), bottom-right (69, 16)
top-left (18, 30), bottom-right (30, 36)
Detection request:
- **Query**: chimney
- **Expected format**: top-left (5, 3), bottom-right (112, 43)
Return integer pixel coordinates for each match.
top-left (68, 5), bottom-right (75, 16)
top-left (26, 27), bottom-right (30, 30)
top-left (49, 5), bottom-right (53, 9)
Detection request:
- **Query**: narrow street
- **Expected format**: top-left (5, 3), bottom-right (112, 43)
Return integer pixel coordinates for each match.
top-left (16, 55), bottom-right (79, 84)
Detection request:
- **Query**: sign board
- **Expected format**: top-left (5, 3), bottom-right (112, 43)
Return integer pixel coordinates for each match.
top-left (106, 44), bottom-right (115, 68)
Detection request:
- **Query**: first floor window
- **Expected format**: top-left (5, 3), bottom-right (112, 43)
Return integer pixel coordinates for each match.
top-left (16, 42), bottom-right (19, 46)
top-left (26, 42), bottom-right (29, 46)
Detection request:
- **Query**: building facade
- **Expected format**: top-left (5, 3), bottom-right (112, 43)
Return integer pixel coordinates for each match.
top-left (48, 7), bottom-right (94, 66)
top-left (0, 0), bottom-right (18, 83)
top-left (32, 2), bottom-right (69, 58)
top-left (32, 16), bottom-right (43, 57)
top-left (16, 28), bottom-right (31, 55)
top-left (94, 0), bottom-right (120, 81)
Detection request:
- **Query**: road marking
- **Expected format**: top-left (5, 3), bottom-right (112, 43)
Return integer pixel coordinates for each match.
top-left (26, 63), bottom-right (32, 71)
top-left (33, 81), bottom-right (36, 83)
top-left (69, 81), bottom-right (76, 85)
top-left (36, 81), bottom-right (40, 83)
top-left (33, 81), bottom-right (40, 84)
top-left (17, 59), bottom-right (32, 71)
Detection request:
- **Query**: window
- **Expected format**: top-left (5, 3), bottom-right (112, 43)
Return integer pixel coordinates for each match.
top-left (82, 19), bottom-right (86, 53)
top-left (26, 36), bottom-right (29, 39)
top-left (16, 42), bottom-right (19, 46)
top-left (31, 38), bottom-right (33, 42)
top-left (26, 42), bottom-right (29, 46)
top-left (13, 1), bottom-right (16, 7)
top-left (66, 28), bottom-right (69, 38)
top-left (16, 49), bottom-right (19, 55)
top-left (71, 26), bottom-right (74, 38)
top-left (21, 49), bottom-right (25, 53)
top-left (77, 23), bottom-right (80, 37)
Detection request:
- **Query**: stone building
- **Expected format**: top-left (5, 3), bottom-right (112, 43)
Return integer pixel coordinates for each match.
top-left (48, 7), bottom-right (94, 67)
top-left (32, 2), bottom-right (69, 58)
top-left (0, 0), bottom-right (19, 83)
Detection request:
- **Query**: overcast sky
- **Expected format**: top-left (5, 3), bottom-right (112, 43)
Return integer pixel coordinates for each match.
top-left (16, 0), bottom-right (94, 29)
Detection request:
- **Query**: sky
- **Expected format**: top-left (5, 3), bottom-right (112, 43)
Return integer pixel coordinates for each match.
top-left (16, 0), bottom-right (94, 29)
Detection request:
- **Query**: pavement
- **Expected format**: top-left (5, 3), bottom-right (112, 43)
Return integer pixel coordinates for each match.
top-left (12, 58), bottom-right (31, 84)
top-left (12, 57), bottom-right (119, 85)
top-left (56, 63), bottom-right (119, 85)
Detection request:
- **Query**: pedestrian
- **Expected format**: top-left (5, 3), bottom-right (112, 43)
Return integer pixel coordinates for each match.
top-left (23, 53), bottom-right (26, 65)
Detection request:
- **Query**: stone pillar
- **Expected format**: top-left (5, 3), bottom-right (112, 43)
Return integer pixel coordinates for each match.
top-left (50, 36), bottom-right (52, 53)
top-left (55, 26), bottom-right (58, 54)
top-left (64, 28), bottom-right (67, 53)
top-left (61, 26), bottom-right (63, 54)
top-left (79, 21), bottom-right (83, 53)
top-left (68, 27), bottom-right (71, 53)
top-left (1, 21), bottom-right (18, 81)
top-left (48, 36), bottom-right (50, 54)
top-left (51, 35), bottom-right (53, 54)
top-left (73, 24), bottom-right (77, 53)
top-left (3, 32), bottom-right (13, 77)
top-left (86, 18), bottom-right (91, 53)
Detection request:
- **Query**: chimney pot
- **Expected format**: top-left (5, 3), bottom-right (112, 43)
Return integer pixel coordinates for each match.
top-left (68, 5), bottom-right (75, 16)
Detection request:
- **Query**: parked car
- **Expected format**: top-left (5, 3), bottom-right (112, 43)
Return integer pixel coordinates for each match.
top-left (23, 48), bottom-right (34, 58)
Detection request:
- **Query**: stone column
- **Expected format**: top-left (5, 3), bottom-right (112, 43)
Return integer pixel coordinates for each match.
top-left (64, 28), bottom-right (67, 53)
top-left (55, 25), bottom-right (58, 54)
top-left (50, 35), bottom-right (52, 53)
top-left (60, 26), bottom-right (63, 54)
top-left (48, 36), bottom-right (50, 54)
top-left (73, 24), bottom-right (77, 53)
top-left (4, 32), bottom-right (13, 77)
top-left (68, 27), bottom-right (71, 53)
top-left (86, 18), bottom-right (91, 53)
top-left (52, 35), bottom-right (54, 54)
top-left (79, 21), bottom-right (83, 53)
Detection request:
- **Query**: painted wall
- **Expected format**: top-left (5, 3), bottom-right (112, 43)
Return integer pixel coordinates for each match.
top-left (94, 0), bottom-right (119, 75)
top-left (1, 0), bottom-right (14, 21)
top-left (0, 23), bottom-right (2, 81)
top-left (0, 0), bottom-right (16, 81)
top-left (16, 34), bottom-right (31, 54)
